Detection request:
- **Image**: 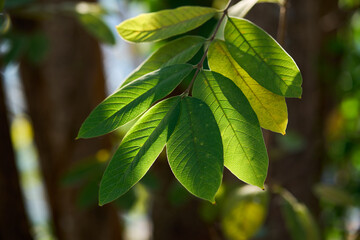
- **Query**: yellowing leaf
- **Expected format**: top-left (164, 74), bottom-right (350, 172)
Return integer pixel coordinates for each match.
top-left (225, 18), bottom-right (302, 98)
top-left (208, 40), bottom-right (288, 134)
top-left (116, 6), bottom-right (218, 42)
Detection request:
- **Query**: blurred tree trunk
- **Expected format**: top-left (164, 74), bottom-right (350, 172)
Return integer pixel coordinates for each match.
top-left (18, 1), bottom-right (123, 240)
top-left (150, 158), bottom-right (219, 240)
top-left (247, 0), bottom-right (343, 238)
top-left (0, 74), bottom-right (33, 240)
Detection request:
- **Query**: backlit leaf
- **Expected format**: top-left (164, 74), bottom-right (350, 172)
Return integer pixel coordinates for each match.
top-left (228, 0), bottom-right (258, 18)
top-left (78, 64), bottom-right (192, 138)
top-left (116, 6), bottom-right (218, 42)
top-left (193, 70), bottom-right (268, 188)
top-left (122, 35), bottom-right (205, 86)
top-left (228, 0), bottom-right (285, 18)
top-left (225, 17), bottom-right (302, 98)
top-left (208, 40), bottom-right (288, 134)
top-left (99, 97), bottom-right (181, 205)
top-left (167, 97), bottom-right (223, 202)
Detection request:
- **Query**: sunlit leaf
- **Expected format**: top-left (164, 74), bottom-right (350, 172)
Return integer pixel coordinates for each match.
top-left (222, 185), bottom-right (269, 240)
top-left (116, 6), bottom-right (218, 42)
top-left (227, 0), bottom-right (284, 18)
top-left (225, 17), bottom-right (302, 98)
top-left (228, 0), bottom-right (258, 18)
top-left (78, 64), bottom-right (192, 138)
top-left (122, 35), bottom-right (205, 86)
top-left (193, 71), bottom-right (268, 188)
top-left (99, 97), bottom-right (181, 205)
top-left (279, 187), bottom-right (321, 240)
top-left (208, 40), bottom-right (288, 134)
top-left (167, 97), bottom-right (223, 202)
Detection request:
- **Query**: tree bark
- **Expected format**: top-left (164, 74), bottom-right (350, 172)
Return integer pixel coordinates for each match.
top-left (0, 73), bottom-right (33, 240)
top-left (18, 1), bottom-right (123, 239)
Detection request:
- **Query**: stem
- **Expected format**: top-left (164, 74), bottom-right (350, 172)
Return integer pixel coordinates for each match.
top-left (183, 0), bottom-right (232, 96)
top-left (277, 0), bottom-right (288, 45)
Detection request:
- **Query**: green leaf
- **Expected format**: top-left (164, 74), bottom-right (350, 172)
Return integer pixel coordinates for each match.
top-left (116, 6), bottom-right (218, 42)
top-left (122, 35), bottom-right (205, 86)
top-left (99, 96), bottom-right (181, 205)
top-left (207, 40), bottom-right (288, 134)
top-left (225, 17), bottom-right (302, 98)
top-left (278, 187), bottom-right (321, 240)
top-left (76, 13), bottom-right (116, 45)
top-left (167, 97), bottom-right (223, 202)
top-left (193, 71), bottom-right (268, 188)
top-left (78, 64), bottom-right (192, 139)
top-left (222, 185), bottom-right (269, 240)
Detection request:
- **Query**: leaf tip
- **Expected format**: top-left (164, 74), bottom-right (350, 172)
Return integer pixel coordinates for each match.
top-left (75, 134), bottom-right (82, 140)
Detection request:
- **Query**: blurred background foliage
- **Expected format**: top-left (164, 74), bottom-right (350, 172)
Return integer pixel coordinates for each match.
top-left (1, 0), bottom-right (360, 239)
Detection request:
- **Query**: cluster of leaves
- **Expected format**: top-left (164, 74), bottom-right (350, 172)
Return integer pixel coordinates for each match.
top-left (78, 0), bottom-right (302, 206)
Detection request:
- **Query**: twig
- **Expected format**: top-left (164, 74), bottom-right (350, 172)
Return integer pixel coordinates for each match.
top-left (183, 0), bottom-right (233, 96)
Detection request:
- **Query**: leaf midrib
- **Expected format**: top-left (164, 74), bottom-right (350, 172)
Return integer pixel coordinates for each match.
top-left (201, 72), bottom-right (261, 184)
top-left (101, 98), bottom-right (180, 203)
top-left (120, 11), bottom-right (216, 34)
top-left (215, 42), bottom-right (284, 133)
top-left (180, 98), bottom-right (215, 197)
top-left (82, 87), bottom-right (156, 137)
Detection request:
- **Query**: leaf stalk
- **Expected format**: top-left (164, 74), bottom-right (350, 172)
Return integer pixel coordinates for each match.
top-left (182, 0), bottom-right (233, 96)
